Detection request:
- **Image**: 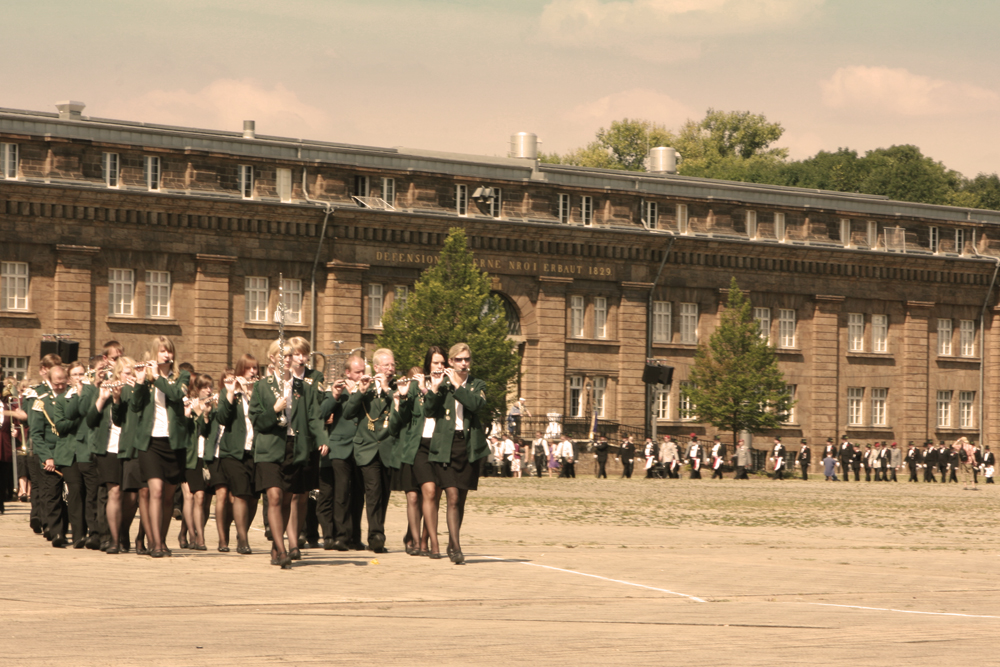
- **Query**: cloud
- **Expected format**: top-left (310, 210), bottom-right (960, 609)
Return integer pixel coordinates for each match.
top-left (821, 66), bottom-right (1000, 116)
top-left (107, 79), bottom-right (332, 138)
top-left (538, 0), bottom-right (823, 61)
top-left (564, 87), bottom-right (693, 127)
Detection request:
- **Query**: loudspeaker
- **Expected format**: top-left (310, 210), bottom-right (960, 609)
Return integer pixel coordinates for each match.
top-left (642, 363), bottom-right (674, 386)
top-left (58, 340), bottom-right (79, 364)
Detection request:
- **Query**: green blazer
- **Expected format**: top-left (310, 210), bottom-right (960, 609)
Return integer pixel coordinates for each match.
top-left (217, 389), bottom-right (254, 460)
top-left (390, 380), bottom-right (422, 467)
top-left (129, 370), bottom-right (191, 451)
top-left (29, 389), bottom-right (60, 462)
top-left (182, 411), bottom-right (212, 470)
top-left (202, 409), bottom-right (222, 464)
top-left (112, 385), bottom-right (139, 459)
top-left (344, 384), bottom-right (395, 467)
top-left (249, 373), bottom-right (328, 465)
top-left (86, 391), bottom-right (121, 456)
top-left (54, 384), bottom-right (97, 465)
top-left (424, 376), bottom-right (488, 464)
top-left (319, 391), bottom-right (359, 462)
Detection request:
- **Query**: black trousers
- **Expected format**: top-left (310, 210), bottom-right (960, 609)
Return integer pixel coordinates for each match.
top-left (501, 460), bottom-right (512, 478)
top-left (948, 468), bottom-right (958, 483)
top-left (317, 465), bottom-right (336, 540)
top-left (799, 462), bottom-right (808, 480)
top-left (596, 457), bottom-right (607, 478)
top-left (924, 465), bottom-right (936, 482)
top-left (888, 467), bottom-right (897, 482)
top-left (908, 465), bottom-right (919, 482)
top-left (77, 461), bottom-right (100, 536)
top-left (27, 453), bottom-right (43, 528)
top-left (358, 454), bottom-right (386, 542)
top-left (534, 455), bottom-right (546, 478)
top-left (735, 466), bottom-right (747, 479)
top-left (621, 460), bottom-right (633, 478)
top-left (329, 456), bottom-right (359, 543)
top-left (840, 460), bottom-right (852, 479)
top-left (58, 464), bottom-right (88, 541)
top-left (972, 467), bottom-right (979, 484)
top-left (853, 465), bottom-right (861, 481)
top-left (559, 458), bottom-right (575, 478)
top-left (939, 464), bottom-right (948, 482)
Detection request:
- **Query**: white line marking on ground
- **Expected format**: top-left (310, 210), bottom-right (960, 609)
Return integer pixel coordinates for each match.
top-left (809, 603), bottom-right (1000, 619)
top-left (484, 556), bottom-right (706, 603)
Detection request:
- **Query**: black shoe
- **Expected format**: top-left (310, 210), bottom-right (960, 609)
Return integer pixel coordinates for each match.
top-left (264, 527), bottom-right (273, 541)
top-left (105, 544), bottom-right (120, 554)
top-left (172, 508), bottom-right (182, 520)
top-left (178, 535), bottom-right (190, 550)
top-left (298, 531), bottom-right (308, 546)
top-left (280, 553), bottom-right (293, 569)
top-left (368, 535), bottom-right (386, 553)
top-left (452, 551), bottom-right (465, 565)
top-left (332, 539), bottom-right (349, 551)
top-left (99, 540), bottom-right (111, 552)
top-left (150, 548), bottom-right (165, 558)
top-left (236, 542), bottom-right (252, 555)
top-left (194, 544), bottom-right (207, 551)
top-left (429, 552), bottom-right (444, 559)
top-left (19, 494), bottom-right (28, 503)
top-left (85, 534), bottom-right (102, 550)
top-left (323, 538), bottom-right (335, 551)
top-left (305, 539), bottom-right (320, 549)
top-left (347, 540), bottom-right (366, 551)
top-left (51, 535), bottom-right (67, 548)
top-left (30, 518), bottom-right (42, 534)
top-left (73, 538), bottom-right (86, 549)
top-left (289, 548), bottom-right (302, 561)
top-left (218, 545), bottom-right (230, 553)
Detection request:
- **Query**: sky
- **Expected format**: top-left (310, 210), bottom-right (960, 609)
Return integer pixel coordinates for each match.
top-left (4, 0), bottom-right (998, 177)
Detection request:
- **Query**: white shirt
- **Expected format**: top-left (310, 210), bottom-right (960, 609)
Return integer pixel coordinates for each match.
top-left (421, 416), bottom-right (436, 439)
top-left (557, 439), bottom-right (574, 458)
top-left (241, 394), bottom-right (254, 451)
top-left (107, 423), bottom-right (121, 454)
top-left (533, 438), bottom-right (549, 457)
top-left (453, 376), bottom-right (468, 431)
top-left (214, 424), bottom-right (226, 459)
top-left (197, 433), bottom-right (206, 459)
top-left (152, 386), bottom-right (169, 437)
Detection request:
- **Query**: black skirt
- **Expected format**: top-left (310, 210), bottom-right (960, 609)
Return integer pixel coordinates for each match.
top-left (205, 459), bottom-right (226, 489)
top-left (434, 432), bottom-right (480, 491)
top-left (185, 459), bottom-right (207, 493)
top-left (412, 438), bottom-right (437, 487)
top-left (139, 437), bottom-right (185, 485)
top-left (300, 448), bottom-right (320, 491)
top-left (219, 451), bottom-right (255, 497)
top-left (95, 452), bottom-right (123, 487)
top-left (120, 458), bottom-right (145, 492)
top-left (254, 437), bottom-right (304, 494)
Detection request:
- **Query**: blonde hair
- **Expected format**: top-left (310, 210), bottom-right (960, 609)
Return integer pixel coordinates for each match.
top-left (114, 356), bottom-right (136, 381)
top-left (372, 348), bottom-right (394, 366)
top-left (287, 336), bottom-right (311, 355)
top-left (266, 339), bottom-right (291, 362)
top-left (147, 335), bottom-right (175, 371)
top-left (448, 342), bottom-right (470, 359)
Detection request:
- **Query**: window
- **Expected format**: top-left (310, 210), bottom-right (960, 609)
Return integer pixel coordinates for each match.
top-left (245, 277), bottom-right (269, 322)
top-left (1, 262), bottom-right (29, 311)
top-left (679, 381), bottom-right (695, 420)
top-left (840, 218), bottom-right (851, 246)
top-left (456, 185), bottom-right (468, 216)
top-left (960, 320), bottom-right (975, 357)
top-left (353, 175), bottom-right (369, 198)
top-left (581, 196), bottom-right (593, 226)
top-left (592, 377), bottom-right (606, 418)
top-left (108, 269), bottom-right (135, 316)
top-left (593, 296), bottom-right (607, 338)
top-left (239, 165), bottom-right (254, 199)
top-left (677, 204), bottom-right (689, 234)
top-left (489, 188), bottom-right (502, 218)
top-left (654, 386), bottom-right (670, 420)
top-left (281, 278), bottom-right (303, 325)
top-left (872, 314), bottom-right (888, 353)
top-left (938, 318), bottom-right (952, 356)
top-left (783, 385), bottom-right (796, 423)
top-left (394, 285), bottom-right (409, 311)
top-left (871, 388), bottom-right (887, 427)
top-left (381, 177), bottom-right (395, 206)
top-left (276, 168), bottom-right (292, 203)
top-left (937, 390), bottom-right (953, 428)
top-left (775, 212), bottom-right (786, 241)
top-left (848, 313), bottom-right (864, 352)
top-left (929, 226), bottom-right (939, 253)
top-left (955, 229), bottom-right (965, 254)
top-left (848, 387), bottom-right (864, 426)
top-left (652, 301), bottom-right (671, 343)
top-left (570, 295), bottom-right (584, 338)
top-left (103, 152), bottom-right (119, 187)
top-left (558, 194), bottom-right (570, 223)
top-left (367, 284), bottom-right (384, 329)
top-left (960, 391), bottom-right (975, 428)
top-left (754, 307), bottom-right (770, 341)
top-left (680, 303), bottom-right (698, 344)
top-left (643, 201), bottom-right (658, 228)
top-left (1, 356), bottom-right (29, 380)
top-left (746, 210), bottom-right (757, 239)
top-left (144, 156), bottom-right (160, 191)
top-left (145, 270), bottom-right (171, 318)
top-left (569, 376), bottom-right (584, 418)
top-left (778, 309), bottom-right (796, 348)
top-left (1, 143), bottom-right (18, 179)
top-left (867, 220), bottom-right (878, 249)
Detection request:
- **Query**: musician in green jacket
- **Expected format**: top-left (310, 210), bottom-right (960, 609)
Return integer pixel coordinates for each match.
top-left (52, 361), bottom-right (98, 549)
top-left (423, 342), bottom-right (488, 565)
top-left (30, 364), bottom-right (68, 547)
top-left (129, 335), bottom-right (190, 558)
top-left (250, 339), bottom-right (328, 568)
top-left (86, 358), bottom-right (129, 554)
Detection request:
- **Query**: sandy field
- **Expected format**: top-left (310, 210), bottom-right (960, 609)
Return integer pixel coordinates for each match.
top-left (2, 472), bottom-right (998, 666)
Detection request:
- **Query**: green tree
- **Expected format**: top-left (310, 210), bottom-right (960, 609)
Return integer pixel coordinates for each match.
top-left (375, 227), bottom-right (520, 423)
top-left (682, 277), bottom-right (793, 447)
top-left (542, 118), bottom-right (673, 171)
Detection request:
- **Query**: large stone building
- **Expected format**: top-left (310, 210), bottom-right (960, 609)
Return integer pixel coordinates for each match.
top-left (2, 101), bottom-right (1000, 448)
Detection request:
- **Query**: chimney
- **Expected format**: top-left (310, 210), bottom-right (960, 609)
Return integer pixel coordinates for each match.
top-left (243, 120), bottom-right (256, 139)
top-left (55, 100), bottom-right (86, 120)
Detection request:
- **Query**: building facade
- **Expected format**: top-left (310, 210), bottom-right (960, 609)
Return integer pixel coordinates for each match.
top-left (2, 102), bottom-right (1000, 448)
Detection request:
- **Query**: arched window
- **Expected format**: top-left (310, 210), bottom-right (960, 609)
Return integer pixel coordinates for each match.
top-left (484, 291), bottom-right (521, 336)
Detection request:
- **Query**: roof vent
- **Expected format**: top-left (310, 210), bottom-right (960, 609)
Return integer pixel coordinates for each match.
top-left (243, 120), bottom-right (256, 139)
top-left (508, 132), bottom-right (538, 159)
top-left (55, 100), bottom-right (86, 120)
top-left (647, 147), bottom-right (681, 174)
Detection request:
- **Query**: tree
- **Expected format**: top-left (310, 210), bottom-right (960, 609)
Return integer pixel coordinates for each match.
top-left (542, 118), bottom-right (673, 171)
top-left (375, 228), bottom-right (520, 424)
top-left (682, 277), bottom-right (793, 448)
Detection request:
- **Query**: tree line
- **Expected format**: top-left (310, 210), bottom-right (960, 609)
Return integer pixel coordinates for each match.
top-left (540, 111), bottom-right (1000, 211)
